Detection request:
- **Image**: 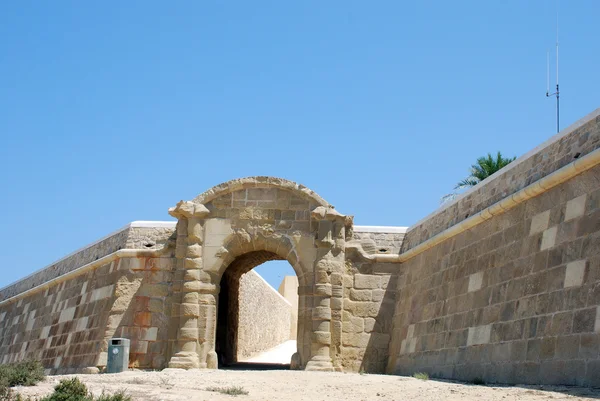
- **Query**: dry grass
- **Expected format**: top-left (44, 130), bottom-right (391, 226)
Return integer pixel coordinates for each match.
top-left (206, 385), bottom-right (249, 396)
top-left (413, 372), bottom-right (429, 381)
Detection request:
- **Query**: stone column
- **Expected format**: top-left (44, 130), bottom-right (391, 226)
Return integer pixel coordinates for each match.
top-left (196, 257), bottom-right (219, 369)
top-left (305, 206), bottom-right (346, 371)
top-left (292, 283), bottom-right (309, 369)
top-left (330, 216), bottom-right (349, 371)
top-left (167, 201), bottom-right (211, 369)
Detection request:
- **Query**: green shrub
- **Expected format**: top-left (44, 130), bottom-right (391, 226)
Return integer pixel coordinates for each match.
top-left (0, 366), bottom-right (127, 401)
top-left (38, 378), bottom-right (131, 401)
top-left (0, 360), bottom-right (45, 401)
top-left (0, 379), bottom-right (14, 401)
top-left (0, 360), bottom-right (45, 387)
top-left (413, 372), bottom-right (429, 380)
top-left (40, 377), bottom-right (89, 401)
top-left (94, 390), bottom-right (131, 401)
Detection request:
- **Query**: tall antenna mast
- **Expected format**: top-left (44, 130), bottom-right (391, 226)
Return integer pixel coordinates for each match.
top-left (546, 0), bottom-right (560, 133)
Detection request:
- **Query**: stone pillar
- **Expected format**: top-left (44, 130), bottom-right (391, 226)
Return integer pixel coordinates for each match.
top-left (196, 260), bottom-right (219, 369)
top-left (330, 217), bottom-right (347, 371)
top-left (305, 206), bottom-right (346, 371)
top-left (292, 283), bottom-right (309, 369)
top-left (167, 201), bottom-right (211, 369)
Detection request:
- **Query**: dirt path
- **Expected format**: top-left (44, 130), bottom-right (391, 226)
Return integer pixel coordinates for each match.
top-left (13, 369), bottom-right (600, 401)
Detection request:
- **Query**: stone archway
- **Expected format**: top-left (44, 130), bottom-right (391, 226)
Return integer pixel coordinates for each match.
top-left (215, 250), bottom-right (289, 366)
top-left (213, 235), bottom-right (310, 368)
top-left (165, 177), bottom-right (352, 371)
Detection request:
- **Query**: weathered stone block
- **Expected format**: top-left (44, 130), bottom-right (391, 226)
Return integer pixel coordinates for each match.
top-left (573, 307), bottom-right (596, 333)
top-left (75, 317), bottom-right (88, 332)
top-left (140, 327), bottom-right (158, 341)
top-left (131, 340), bottom-right (148, 354)
top-left (372, 289), bottom-right (385, 302)
top-left (364, 317), bottom-right (376, 333)
top-left (540, 337), bottom-right (556, 360)
top-left (467, 324), bottom-right (491, 346)
top-left (345, 301), bottom-right (380, 318)
top-left (58, 307), bottom-right (76, 323)
top-left (551, 311), bottom-right (573, 335)
top-left (138, 284), bottom-right (169, 298)
top-left (514, 362), bottom-right (541, 385)
top-left (565, 195), bottom-right (587, 222)
top-left (349, 289), bottom-right (370, 302)
top-left (354, 274), bottom-right (380, 289)
top-left (468, 272), bottom-right (483, 292)
top-left (492, 342), bottom-right (511, 362)
top-left (342, 332), bottom-right (370, 348)
top-left (342, 317), bottom-right (364, 333)
top-left (540, 360), bottom-right (585, 386)
top-left (179, 327), bottom-right (199, 340)
top-left (526, 339), bottom-right (540, 361)
top-left (180, 304), bottom-right (200, 317)
top-left (148, 299), bottom-right (164, 313)
top-left (90, 285), bottom-right (114, 302)
top-left (540, 227), bottom-right (558, 251)
top-left (580, 333), bottom-right (600, 359)
top-left (577, 209), bottom-right (600, 237)
top-left (530, 211), bottom-right (550, 235)
top-left (555, 335), bottom-right (580, 359)
top-left (564, 260), bottom-right (587, 288)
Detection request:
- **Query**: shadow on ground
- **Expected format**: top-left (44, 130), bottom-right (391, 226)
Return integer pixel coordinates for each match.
top-left (220, 362), bottom-right (291, 371)
top-left (408, 375), bottom-right (600, 400)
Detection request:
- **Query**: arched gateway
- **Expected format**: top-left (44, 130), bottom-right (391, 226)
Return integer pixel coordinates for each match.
top-left (166, 177), bottom-right (352, 371)
top-left (0, 175), bottom-right (404, 375)
top-left (2, 111), bottom-right (599, 386)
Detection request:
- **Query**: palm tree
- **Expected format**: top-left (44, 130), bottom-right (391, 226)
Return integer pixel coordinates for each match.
top-left (442, 152), bottom-right (516, 203)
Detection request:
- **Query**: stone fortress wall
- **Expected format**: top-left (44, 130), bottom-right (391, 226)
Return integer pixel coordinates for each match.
top-left (0, 222), bottom-right (174, 374)
top-left (386, 109), bottom-right (600, 385)
top-left (0, 223), bottom-right (295, 374)
top-left (0, 107), bottom-right (598, 385)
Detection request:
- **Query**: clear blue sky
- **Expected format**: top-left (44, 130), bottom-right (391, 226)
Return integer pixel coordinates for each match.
top-left (1, 1), bottom-right (598, 290)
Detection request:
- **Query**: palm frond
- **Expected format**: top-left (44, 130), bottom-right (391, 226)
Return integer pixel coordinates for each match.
top-left (442, 151), bottom-right (517, 204)
top-left (454, 177), bottom-right (479, 190)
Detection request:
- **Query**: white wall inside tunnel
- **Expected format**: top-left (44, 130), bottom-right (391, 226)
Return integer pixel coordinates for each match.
top-left (218, 259), bottom-right (299, 365)
top-left (255, 260), bottom-right (299, 341)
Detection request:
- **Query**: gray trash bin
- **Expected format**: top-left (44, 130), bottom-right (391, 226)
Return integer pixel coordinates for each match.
top-left (107, 338), bottom-right (130, 373)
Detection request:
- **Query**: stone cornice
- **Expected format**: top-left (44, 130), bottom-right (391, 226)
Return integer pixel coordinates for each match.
top-left (0, 247), bottom-right (167, 306)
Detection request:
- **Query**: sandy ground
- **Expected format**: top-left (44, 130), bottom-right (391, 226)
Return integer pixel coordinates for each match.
top-left (241, 340), bottom-right (296, 364)
top-left (12, 369), bottom-right (600, 401)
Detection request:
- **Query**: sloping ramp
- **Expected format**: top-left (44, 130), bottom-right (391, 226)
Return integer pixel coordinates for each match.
top-left (241, 340), bottom-right (297, 364)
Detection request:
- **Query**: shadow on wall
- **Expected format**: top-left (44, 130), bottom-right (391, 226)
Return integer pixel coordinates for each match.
top-left (345, 259), bottom-right (399, 374)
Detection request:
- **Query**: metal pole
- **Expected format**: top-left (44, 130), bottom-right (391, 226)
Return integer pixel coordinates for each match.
top-left (556, 84), bottom-right (560, 133)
